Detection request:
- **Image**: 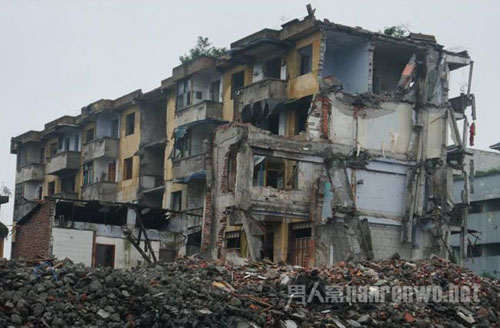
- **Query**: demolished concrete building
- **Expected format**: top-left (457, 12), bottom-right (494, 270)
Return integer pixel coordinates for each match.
top-left (10, 9), bottom-right (475, 268)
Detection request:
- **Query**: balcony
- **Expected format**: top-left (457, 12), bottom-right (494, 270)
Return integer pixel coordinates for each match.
top-left (16, 164), bottom-right (44, 183)
top-left (235, 79), bottom-right (287, 107)
top-left (53, 191), bottom-right (78, 200)
top-left (46, 151), bottom-right (81, 176)
top-left (82, 137), bottom-right (119, 162)
top-left (172, 154), bottom-right (205, 181)
top-left (81, 182), bottom-right (117, 202)
top-left (250, 186), bottom-right (310, 219)
top-left (175, 101), bottom-right (223, 127)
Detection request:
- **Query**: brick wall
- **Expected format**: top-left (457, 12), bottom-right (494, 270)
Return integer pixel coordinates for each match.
top-left (370, 224), bottom-right (412, 260)
top-left (12, 201), bottom-right (53, 260)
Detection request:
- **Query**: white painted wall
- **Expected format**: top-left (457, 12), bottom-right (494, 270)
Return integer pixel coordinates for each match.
top-left (51, 228), bottom-right (94, 266)
top-left (51, 227), bottom-right (161, 269)
top-left (329, 99), bottom-right (413, 156)
top-left (95, 235), bottom-right (160, 269)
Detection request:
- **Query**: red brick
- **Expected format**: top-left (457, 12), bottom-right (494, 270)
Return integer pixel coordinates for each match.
top-left (12, 200), bottom-right (53, 261)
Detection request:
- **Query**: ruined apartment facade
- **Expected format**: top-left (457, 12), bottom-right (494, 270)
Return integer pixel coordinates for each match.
top-left (10, 12), bottom-right (474, 267)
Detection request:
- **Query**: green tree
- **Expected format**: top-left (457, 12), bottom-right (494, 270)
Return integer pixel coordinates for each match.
top-left (179, 37), bottom-right (227, 64)
top-left (382, 24), bottom-right (410, 38)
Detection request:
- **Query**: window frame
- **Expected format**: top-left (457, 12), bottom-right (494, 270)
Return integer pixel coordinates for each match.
top-left (298, 44), bottom-right (312, 76)
top-left (231, 70), bottom-right (245, 99)
top-left (94, 243), bottom-right (115, 268)
top-left (125, 113), bottom-right (135, 136)
top-left (86, 128), bottom-right (95, 144)
top-left (123, 157), bottom-right (133, 181)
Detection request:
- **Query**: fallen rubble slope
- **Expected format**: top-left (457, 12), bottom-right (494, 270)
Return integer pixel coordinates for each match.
top-left (0, 256), bottom-right (499, 327)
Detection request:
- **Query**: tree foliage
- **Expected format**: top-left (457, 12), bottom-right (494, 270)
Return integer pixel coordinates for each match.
top-left (382, 24), bottom-right (410, 38)
top-left (179, 37), bottom-right (227, 64)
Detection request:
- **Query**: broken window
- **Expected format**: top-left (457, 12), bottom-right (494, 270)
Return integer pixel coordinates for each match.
top-left (50, 142), bottom-right (57, 156)
top-left (372, 41), bottom-right (415, 95)
top-left (123, 157), bottom-right (133, 180)
top-left (73, 135), bottom-right (79, 151)
top-left (125, 113), bottom-right (135, 136)
top-left (48, 181), bottom-right (55, 196)
top-left (83, 162), bottom-right (94, 185)
top-left (468, 245), bottom-right (482, 258)
top-left (267, 112), bottom-right (280, 135)
top-left (210, 80), bottom-right (221, 102)
top-left (253, 156), bottom-right (298, 190)
top-left (108, 161), bottom-right (116, 182)
top-left (173, 128), bottom-right (190, 159)
top-left (231, 70), bottom-right (245, 99)
top-left (294, 103), bottom-right (308, 135)
top-left (176, 79), bottom-right (191, 109)
top-left (195, 91), bottom-right (203, 100)
top-left (94, 244), bottom-right (115, 268)
top-left (186, 231), bottom-right (201, 256)
top-left (171, 191), bottom-right (182, 211)
top-left (298, 45), bottom-right (312, 76)
top-left (226, 150), bottom-right (237, 192)
top-left (288, 164), bottom-right (298, 189)
top-left (263, 231), bottom-right (274, 261)
top-left (266, 158), bottom-right (285, 189)
top-left (264, 57), bottom-right (281, 79)
top-left (111, 119), bottom-right (119, 138)
top-left (86, 128), bottom-right (95, 143)
top-left (225, 231), bottom-right (241, 250)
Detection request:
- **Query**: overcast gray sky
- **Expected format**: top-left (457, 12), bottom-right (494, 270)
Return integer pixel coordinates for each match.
top-left (1, 0), bottom-right (498, 257)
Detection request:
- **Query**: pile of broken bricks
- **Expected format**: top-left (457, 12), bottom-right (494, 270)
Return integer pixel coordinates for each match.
top-left (0, 255), bottom-right (499, 327)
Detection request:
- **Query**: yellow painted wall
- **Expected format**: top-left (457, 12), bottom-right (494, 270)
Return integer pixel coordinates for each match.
top-left (285, 31), bottom-right (321, 99)
top-left (118, 106), bottom-right (141, 202)
top-left (163, 92), bottom-right (180, 209)
top-left (43, 137), bottom-right (59, 197)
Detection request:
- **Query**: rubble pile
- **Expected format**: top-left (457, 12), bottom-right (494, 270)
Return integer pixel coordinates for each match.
top-left (0, 256), bottom-right (499, 327)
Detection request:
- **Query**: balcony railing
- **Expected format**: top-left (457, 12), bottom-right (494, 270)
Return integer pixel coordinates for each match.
top-left (82, 137), bottom-right (119, 162)
top-left (172, 153), bottom-right (205, 180)
top-left (16, 164), bottom-right (44, 183)
top-left (53, 191), bottom-right (79, 200)
top-left (81, 181), bottom-right (117, 202)
top-left (235, 78), bottom-right (287, 107)
top-left (175, 100), bottom-right (223, 127)
top-left (46, 151), bottom-right (81, 176)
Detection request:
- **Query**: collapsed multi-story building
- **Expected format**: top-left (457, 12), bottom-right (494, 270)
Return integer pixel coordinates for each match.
top-left (451, 147), bottom-right (500, 278)
top-left (10, 9), bottom-right (476, 268)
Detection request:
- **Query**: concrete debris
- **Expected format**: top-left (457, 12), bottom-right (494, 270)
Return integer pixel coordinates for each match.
top-left (0, 256), bottom-right (499, 327)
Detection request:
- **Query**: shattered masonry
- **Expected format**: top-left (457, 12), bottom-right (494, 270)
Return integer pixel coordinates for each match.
top-left (9, 10), bottom-right (475, 268)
